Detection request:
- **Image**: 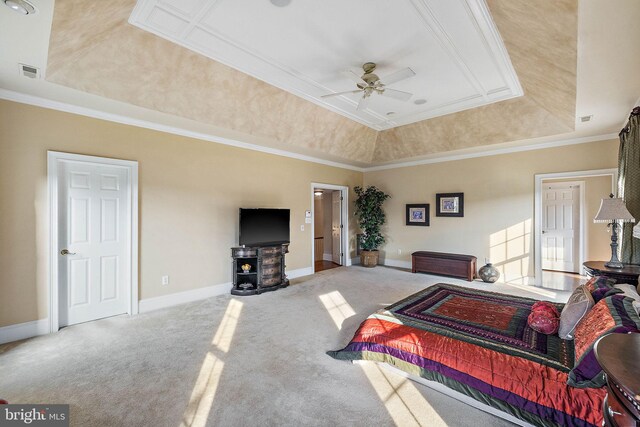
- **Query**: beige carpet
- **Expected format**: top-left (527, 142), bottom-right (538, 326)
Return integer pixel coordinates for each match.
top-left (0, 266), bottom-right (573, 426)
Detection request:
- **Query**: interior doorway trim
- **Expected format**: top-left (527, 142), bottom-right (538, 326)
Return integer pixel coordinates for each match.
top-left (310, 183), bottom-right (350, 271)
top-left (48, 151), bottom-right (139, 333)
top-left (534, 168), bottom-right (617, 287)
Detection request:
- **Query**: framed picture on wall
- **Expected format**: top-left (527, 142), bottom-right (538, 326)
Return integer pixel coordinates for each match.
top-left (406, 204), bottom-right (430, 226)
top-left (436, 193), bottom-right (464, 217)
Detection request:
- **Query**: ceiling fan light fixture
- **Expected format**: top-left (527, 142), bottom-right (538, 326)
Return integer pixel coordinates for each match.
top-left (269, 0), bottom-right (292, 7)
top-left (3, 0), bottom-right (36, 15)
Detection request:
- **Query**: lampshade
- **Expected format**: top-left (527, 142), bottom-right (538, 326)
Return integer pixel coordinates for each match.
top-left (593, 197), bottom-right (635, 223)
top-left (634, 222), bottom-right (640, 239)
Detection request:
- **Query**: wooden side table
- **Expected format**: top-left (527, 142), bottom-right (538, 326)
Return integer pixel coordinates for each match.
top-left (594, 333), bottom-right (640, 427)
top-left (583, 261), bottom-right (640, 284)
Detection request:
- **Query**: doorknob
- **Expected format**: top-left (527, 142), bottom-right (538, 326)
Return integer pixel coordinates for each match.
top-left (60, 249), bottom-right (77, 256)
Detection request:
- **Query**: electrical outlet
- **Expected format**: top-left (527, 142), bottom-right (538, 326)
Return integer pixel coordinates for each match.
top-left (162, 275), bottom-right (169, 286)
top-left (300, 225), bottom-right (305, 231)
top-left (397, 249), bottom-right (402, 255)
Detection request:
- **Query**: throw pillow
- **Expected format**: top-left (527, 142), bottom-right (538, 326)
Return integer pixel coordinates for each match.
top-left (567, 295), bottom-right (640, 388)
top-left (558, 285), bottom-right (594, 340)
top-left (528, 301), bottom-right (560, 334)
top-left (617, 284), bottom-right (640, 315)
top-left (584, 276), bottom-right (621, 302)
top-left (614, 283), bottom-right (640, 301)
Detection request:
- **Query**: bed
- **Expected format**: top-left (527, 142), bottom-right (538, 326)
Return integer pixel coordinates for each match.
top-left (328, 284), bottom-right (609, 427)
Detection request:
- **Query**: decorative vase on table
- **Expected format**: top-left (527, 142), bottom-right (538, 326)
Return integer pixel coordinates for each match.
top-left (478, 263), bottom-right (500, 283)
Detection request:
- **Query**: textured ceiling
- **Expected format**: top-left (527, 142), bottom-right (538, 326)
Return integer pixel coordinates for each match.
top-left (374, 0), bottom-right (578, 161)
top-left (127, 0), bottom-right (523, 131)
top-left (45, 0), bottom-right (577, 165)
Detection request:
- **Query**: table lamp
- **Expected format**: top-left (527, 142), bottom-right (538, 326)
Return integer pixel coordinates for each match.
top-left (594, 194), bottom-right (635, 269)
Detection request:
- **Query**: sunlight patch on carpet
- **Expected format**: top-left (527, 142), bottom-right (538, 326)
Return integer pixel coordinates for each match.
top-left (503, 281), bottom-right (557, 299)
top-left (180, 352), bottom-right (225, 427)
top-left (359, 362), bottom-right (446, 427)
top-left (181, 298), bottom-right (243, 426)
top-left (319, 291), bottom-right (355, 330)
top-left (211, 299), bottom-right (243, 353)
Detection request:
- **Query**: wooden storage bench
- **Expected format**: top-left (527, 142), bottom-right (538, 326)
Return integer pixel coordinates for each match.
top-left (411, 251), bottom-right (477, 281)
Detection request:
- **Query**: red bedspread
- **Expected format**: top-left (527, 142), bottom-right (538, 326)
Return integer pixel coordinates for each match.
top-left (328, 284), bottom-right (606, 427)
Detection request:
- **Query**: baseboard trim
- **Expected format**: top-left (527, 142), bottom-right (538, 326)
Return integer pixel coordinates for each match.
top-left (139, 282), bottom-right (232, 313)
top-left (288, 267), bottom-right (313, 279)
top-left (139, 267), bottom-right (313, 313)
top-left (0, 319), bottom-right (50, 345)
top-left (350, 257), bottom-right (411, 269)
top-left (383, 259), bottom-right (412, 269)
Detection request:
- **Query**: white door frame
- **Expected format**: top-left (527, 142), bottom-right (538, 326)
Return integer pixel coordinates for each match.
top-left (534, 168), bottom-right (617, 286)
top-left (310, 183), bottom-right (350, 271)
top-left (48, 151), bottom-right (139, 333)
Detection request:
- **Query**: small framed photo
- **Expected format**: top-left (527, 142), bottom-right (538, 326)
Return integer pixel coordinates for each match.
top-left (406, 204), bottom-right (430, 226)
top-left (436, 193), bottom-right (464, 217)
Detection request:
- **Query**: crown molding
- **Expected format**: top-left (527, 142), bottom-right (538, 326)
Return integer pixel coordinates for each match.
top-left (0, 88), bottom-right (618, 174)
top-left (363, 133), bottom-right (619, 172)
top-left (0, 88), bottom-right (366, 172)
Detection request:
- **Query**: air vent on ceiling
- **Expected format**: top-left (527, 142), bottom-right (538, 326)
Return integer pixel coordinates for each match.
top-left (19, 63), bottom-right (39, 79)
top-left (580, 115), bottom-right (593, 123)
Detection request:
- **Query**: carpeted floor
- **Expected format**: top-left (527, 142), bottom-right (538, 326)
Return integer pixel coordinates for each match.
top-left (0, 266), bottom-right (573, 427)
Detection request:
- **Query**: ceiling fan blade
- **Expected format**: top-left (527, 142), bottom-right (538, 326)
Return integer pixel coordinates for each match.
top-left (356, 94), bottom-right (371, 111)
top-left (342, 70), bottom-right (367, 85)
top-left (381, 67), bottom-right (416, 85)
top-left (321, 89), bottom-right (362, 98)
top-left (380, 88), bottom-right (413, 101)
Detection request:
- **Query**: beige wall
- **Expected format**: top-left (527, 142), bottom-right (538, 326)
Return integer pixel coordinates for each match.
top-left (364, 139), bottom-right (618, 284)
top-left (544, 176), bottom-right (614, 263)
top-left (0, 100), bottom-right (363, 327)
top-left (0, 98), bottom-right (621, 328)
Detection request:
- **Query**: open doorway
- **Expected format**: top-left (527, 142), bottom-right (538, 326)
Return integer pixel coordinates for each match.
top-left (534, 169), bottom-right (617, 290)
top-left (311, 184), bottom-right (349, 273)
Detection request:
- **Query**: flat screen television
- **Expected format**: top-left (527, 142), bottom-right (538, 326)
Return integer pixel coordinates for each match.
top-left (239, 208), bottom-right (290, 247)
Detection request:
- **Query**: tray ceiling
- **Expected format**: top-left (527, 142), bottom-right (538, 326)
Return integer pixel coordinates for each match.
top-left (128, 0), bottom-right (523, 131)
top-left (42, 0), bottom-right (586, 165)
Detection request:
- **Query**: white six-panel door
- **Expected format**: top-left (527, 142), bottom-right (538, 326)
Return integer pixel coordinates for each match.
top-left (541, 184), bottom-right (581, 273)
top-left (57, 160), bottom-right (131, 326)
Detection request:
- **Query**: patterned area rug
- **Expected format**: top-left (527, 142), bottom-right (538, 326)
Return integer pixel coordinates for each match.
top-left (379, 283), bottom-right (573, 371)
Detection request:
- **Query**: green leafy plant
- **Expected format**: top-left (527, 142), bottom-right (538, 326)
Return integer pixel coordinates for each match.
top-left (354, 186), bottom-right (391, 251)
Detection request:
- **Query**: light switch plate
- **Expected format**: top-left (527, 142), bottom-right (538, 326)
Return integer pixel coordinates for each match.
top-left (305, 218), bottom-right (312, 223)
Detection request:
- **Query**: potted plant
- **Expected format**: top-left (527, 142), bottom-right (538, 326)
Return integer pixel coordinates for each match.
top-left (354, 185), bottom-right (390, 267)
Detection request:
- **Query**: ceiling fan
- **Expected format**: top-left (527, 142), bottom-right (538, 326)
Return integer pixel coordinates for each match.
top-left (322, 62), bottom-right (416, 111)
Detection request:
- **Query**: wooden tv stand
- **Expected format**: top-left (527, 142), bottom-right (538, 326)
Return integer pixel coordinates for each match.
top-left (231, 244), bottom-right (289, 296)
top-left (411, 251), bottom-right (477, 281)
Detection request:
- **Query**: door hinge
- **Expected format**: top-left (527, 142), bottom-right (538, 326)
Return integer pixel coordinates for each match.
top-left (340, 196), bottom-right (344, 201)
top-left (340, 224), bottom-right (343, 228)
